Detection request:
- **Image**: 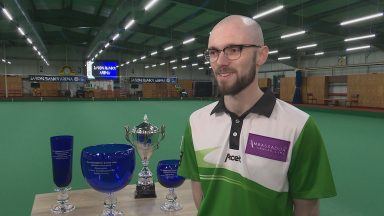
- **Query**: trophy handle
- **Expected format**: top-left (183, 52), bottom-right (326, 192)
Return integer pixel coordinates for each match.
top-left (124, 125), bottom-right (133, 144)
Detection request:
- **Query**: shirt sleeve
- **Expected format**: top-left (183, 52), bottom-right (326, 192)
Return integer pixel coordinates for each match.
top-left (288, 116), bottom-right (337, 199)
top-left (178, 121), bottom-right (200, 181)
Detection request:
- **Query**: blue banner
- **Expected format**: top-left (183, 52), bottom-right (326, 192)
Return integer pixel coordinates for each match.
top-left (130, 77), bottom-right (177, 84)
top-left (29, 75), bottom-right (87, 82)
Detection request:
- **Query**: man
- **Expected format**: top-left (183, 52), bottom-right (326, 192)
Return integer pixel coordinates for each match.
top-left (178, 15), bottom-right (336, 216)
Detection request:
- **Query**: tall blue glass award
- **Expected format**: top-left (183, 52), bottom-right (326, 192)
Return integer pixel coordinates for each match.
top-left (81, 144), bottom-right (135, 216)
top-left (157, 159), bottom-right (185, 212)
top-left (50, 135), bottom-right (75, 214)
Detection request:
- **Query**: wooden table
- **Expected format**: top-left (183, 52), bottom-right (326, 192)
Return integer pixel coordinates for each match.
top-left (31, 180), bottom-right (197, 216)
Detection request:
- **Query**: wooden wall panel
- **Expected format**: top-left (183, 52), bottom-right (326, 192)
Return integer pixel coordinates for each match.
top-left (280, 77), bottom-right (295, 102)
top-left (347, 74), bottom-right (384, 108)
top-left (258, 78), bottom-right (271, 89)
top-left (305, 76), bottom-right (327, 104)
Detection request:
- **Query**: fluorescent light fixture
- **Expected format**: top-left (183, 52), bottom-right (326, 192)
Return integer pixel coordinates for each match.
top-left (140, 56), bottom-right (146, 60)
top-left (2, 8), bottom-right (13, 21)
top-left (296, 43), bottom-right (317, 50)
top-left (344, 34), bottom-right (376, 42)
top-left (209, 66), bottom-right (211, 69)
top-left (1, 59), bottom-right (5, 62)
top-left (145, 65), bottom-right (149, 68)
top-left (144, 0), bottom-right (159, 11)
top-left (170, 59), bottom-right (176, 63)
top-left (346, 45), bottom-right (370, 51)
top-left (26, 38), bottom-right (33, 44)
top-left (182, 57), bottom-right (189, 61)
top-left (120, 64), bottom-right (124, 67)
top-left (17, 27), bottom-right (25, 36)
top-left (278, 56), bottom-right (291, 60)
top-left (125, 61), bottom-right (130, 64)
top-left (133, 59), bottom-right (137, 62)
top-left (281, 30), bottom-right (305, 39)
top-left (95, 53), bottom-right (99, 58)
top-left (252, 5), bottom-right (284, 19)
top-left (91, 58), bottom-right (95, 61)
top-left (269, 50), bottom-right (278, 54)
top-left (196, 53), bottom-right (204, 57)
top-left (181, 65), bottom-right (187, 68)
top-left (98, 49), bottom-right (103, 54)
top-left (182, 37), bottom-right (195, 45)
top-left (198, 67), bottom-right (204, 70)
top-left (7, 61), bottom-right (11, 64)
top-left (340, 12), bottom-right (383, 26)
top-left (152, 64), bottom-right (156, 67)
top-left (192, 63), bottom-right (198, 66)
top-left (104, 43), bottom-right (110, 48)
top-left (124, 19), bottom-right (135, 30)
top-left (116, 65), bottom-right (119, 68)
top-left (164, 45), bottom-right (173, 51)
top-left (204, 61), bottom-right (209, 64)
top-left (150, 51), bottom-right (158, 56)
top-left (160, 62), bottom-right (165, 66)
top-left (33, 46), bottom-right (37, 51)
top-left (112, 33), bottom-right (120, 41)
top-left (172, 66), bottom-right (178, 69)
top-left (37, 51), bottom-right (41, 56)
top-left (314, 52), bottom-right (324, 56)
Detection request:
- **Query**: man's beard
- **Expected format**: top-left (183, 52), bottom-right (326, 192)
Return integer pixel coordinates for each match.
top-left (214, 58), bottom-right (256, 96)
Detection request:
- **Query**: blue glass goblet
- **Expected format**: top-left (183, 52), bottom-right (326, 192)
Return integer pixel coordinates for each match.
top-left (157, 159), bottom-right (185, 212)
top-left (50, 135), bottom-right (75, 214)
top-left (81, 144), bottom-right (135, 216)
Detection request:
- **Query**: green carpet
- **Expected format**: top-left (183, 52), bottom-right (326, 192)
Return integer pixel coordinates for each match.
top-left (0, 101), bottom-right (383, 215)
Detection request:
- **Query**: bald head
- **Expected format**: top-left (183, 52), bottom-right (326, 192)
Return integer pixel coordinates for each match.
top-left (209, 15), bottom-right (264, 47)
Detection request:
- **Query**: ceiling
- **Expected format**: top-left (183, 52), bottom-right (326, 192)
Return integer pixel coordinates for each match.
top-left (0, 0), bottom-right (383, 67)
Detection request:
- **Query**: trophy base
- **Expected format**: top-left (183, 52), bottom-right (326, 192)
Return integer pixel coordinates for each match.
top-left (135, 184), bottom-right (157, 198)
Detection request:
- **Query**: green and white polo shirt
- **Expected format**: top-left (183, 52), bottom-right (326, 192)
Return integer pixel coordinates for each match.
top-left (178, 90), bottom-right (336, 216)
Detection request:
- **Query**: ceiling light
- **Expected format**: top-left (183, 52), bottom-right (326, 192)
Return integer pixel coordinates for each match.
top-left (33, 46), bottom-right (37, 51)
top-left (252, 5), bottom-right (284, 19)
top-left (150, 51), bottom-right (158, 56)
top-left (198, 67), bottom-right (204, 70)
top-left (95, 53), bottom-right (99, 58)
top-left (144, 0), bottom-right (159, 11)
top-left (145, 65), bottom-right (149, 69)
top-left (281, 30), bottom-right (305, 39)
top-left (140, 56), bottom-right (146, 60)
top-left (296, 43), bottom-right (317, 50)
top-left (2, 8), bottom-right (13, 21)
top-left (152, 64), bottom-right (156, 67)
top-left (120, 64), bottom-right (124, 67)
top-left (172, 66), bottom-right (177, 69)
top-left (160, 62), bottom-right (165, 66)
top-left (17, 27), bottom-right (25, 36)
top-left (269, 50), bottom-right (278, 54)
top-left (346, 45), bottom-right (370, 51)
top-left (37, 51), bottom-right (41, 56)
top-left (7, 61), bottom-right (11, 64)
top-left (125, 61), bottom-right (130, 64)
top-left (181, 65), bottom-right (187, 68)
top-left (182, 37), bottom-right (195, 45)
top-left (182, 57), bottom-right (189, 61)
top-left (98, 50), bottom-right (103, 54)
top-left (340, 12), bottom-right (383, 26)
top-left (170, 59), bottom-right (176, 63)
top-left (164, 45), bottom-right (173, 51)
top-left (104, 43), bottom-right (110, 48)
top-left (124, 19), bottom-right (135, 30)
top-left (192, 63), bottom-right (198, 66)
top-left (133, 59), bottom-right (137, 62)
top-left (344, 34), bottom-right (376, 42)
top-left (112, 33), bottom-right (120, 41)
top-left (196, 53), bottom-right (204, 57)
top-left (204, 61), bottom-right (209, 64)
top-left (314, 52), bottom-right (324, 56)
top-left (278, 56), bottom-right (291, 60)
top-left (26, 38), bottom-right (33, 44)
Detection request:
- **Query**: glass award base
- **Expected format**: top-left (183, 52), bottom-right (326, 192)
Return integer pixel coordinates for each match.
top-left (51, 202), bottom-right (75, 214)
top-left (135, 184), bottom-right (156, 198)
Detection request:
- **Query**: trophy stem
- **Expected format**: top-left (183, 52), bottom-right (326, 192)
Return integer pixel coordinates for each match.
top-left (103, 192), bottom-right (123, 216)
top-left (51, 187), bottom-right (75, 214)
top-left (138, 159), bottom-right (153, 185)
top-left (160, 188), bottom-right (182, 212)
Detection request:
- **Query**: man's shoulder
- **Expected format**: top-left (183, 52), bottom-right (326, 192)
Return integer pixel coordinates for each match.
top-left (190, 101), bottom-right (219, 121)
top-left (273, 99), bottom-right (310, 125)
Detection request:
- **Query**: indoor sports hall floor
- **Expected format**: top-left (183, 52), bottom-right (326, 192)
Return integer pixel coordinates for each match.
top-left (0, 100), bottom-right (383, 215)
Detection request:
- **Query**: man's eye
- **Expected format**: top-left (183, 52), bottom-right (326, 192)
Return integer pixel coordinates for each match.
top-left (209, 50), bottom-right (218, 55)
top-left (227, 47), bottom-right (240, 53)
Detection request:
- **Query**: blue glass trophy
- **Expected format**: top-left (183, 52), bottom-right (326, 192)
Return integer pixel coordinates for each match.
top-left (81, 144), bottom-right (135, 216)
top-left (50, 135), bottom-right (75, 214)
top-left (157, 159), bottom-right (185, 212)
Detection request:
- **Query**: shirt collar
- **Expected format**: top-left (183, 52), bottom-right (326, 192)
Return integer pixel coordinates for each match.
top-left (210, 89), bottom-right (276, 118)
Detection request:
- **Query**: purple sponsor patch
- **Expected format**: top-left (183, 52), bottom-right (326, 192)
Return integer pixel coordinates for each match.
top-left (245, 133), bottom-right (290, 162)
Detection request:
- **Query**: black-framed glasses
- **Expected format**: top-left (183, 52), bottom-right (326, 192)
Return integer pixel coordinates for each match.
top-left (204, 44), bottom-right (261, 62)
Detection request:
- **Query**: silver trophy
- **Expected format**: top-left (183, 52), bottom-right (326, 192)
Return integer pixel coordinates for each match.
top-left (124, 114), bottom-right (165, 198)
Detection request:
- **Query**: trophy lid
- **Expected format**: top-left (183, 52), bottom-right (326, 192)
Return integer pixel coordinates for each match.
top-left (132, 114), bottom-right (160, 135)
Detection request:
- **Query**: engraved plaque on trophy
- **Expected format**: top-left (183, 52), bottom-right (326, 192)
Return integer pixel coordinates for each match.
top-left (124, 114), bottom-right (165, 198)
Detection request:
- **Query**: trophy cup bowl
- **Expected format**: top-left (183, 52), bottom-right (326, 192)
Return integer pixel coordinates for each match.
top-left (124, 114), bottom-right (165, 198)
top-left (50, 135), bottom-right (75, 214)
top-left (157, 159), bottom-right (185, 212)
top-left (81, 144), bottom-right (135, 216)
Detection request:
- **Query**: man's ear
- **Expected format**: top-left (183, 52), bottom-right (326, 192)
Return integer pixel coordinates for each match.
top-left (256, 46), bottom-right (269, 66)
